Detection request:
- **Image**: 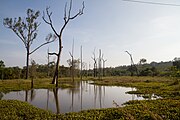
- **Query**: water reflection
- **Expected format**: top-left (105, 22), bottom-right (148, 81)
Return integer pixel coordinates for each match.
top-left (2, 81), bottom-right (157, 113)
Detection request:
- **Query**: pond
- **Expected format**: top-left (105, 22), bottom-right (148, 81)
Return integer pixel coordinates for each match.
top-left (1, 81), bottom-right (158, 113)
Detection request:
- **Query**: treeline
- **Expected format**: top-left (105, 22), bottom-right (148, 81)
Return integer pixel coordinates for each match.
top-left (0, 60), bottom-right (70, 79)
top-left (0, 58), bottom-right (180, 80)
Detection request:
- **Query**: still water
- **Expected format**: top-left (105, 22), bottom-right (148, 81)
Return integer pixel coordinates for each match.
top-left (1, 81), bottom-right (156, 113)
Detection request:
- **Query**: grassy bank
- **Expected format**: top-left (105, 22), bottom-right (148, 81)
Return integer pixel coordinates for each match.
top-left (0, 77), bottom-right (85, 93)
top-left (0, 99), bottom-right (179, 120)
top-left (92, 76), bottom-right (180, 99)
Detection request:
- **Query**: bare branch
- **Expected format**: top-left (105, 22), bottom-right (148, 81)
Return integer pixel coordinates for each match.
top-left (48, 52), bottom-right (58, 56)
top-left (30, 40), bottom-right (55, 55)
top-left (12, 29), bottom-right (26, 46)
top-left (125, 51), bottom-right (131, 56)
top-left (64, 2), bottom-right (67, 22)
top-left (42, 7), bottom-right (59, 37)
top-left (30, 34), bottom-right (57, 54)
top-left (69, 52), bottom-right (73, 57)
top-left (68, 1), bottom-right (85, 20)
top-left (68, 0), bottom-right (73, 19)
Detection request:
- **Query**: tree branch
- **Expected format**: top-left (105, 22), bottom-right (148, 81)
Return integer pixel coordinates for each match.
top-left (29, 40), bottom-right (55, 54)
top-left (69, 1), bottom-right (85, 20)
top-left (69, 52), bottom-right (73, 58)
top-left (48, 52), bottom-right (58, 56)
top-left (42, 7), bottom-right (59, 37)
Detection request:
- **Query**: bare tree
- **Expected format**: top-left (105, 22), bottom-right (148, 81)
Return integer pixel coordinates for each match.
top-left (43, 0), bottom-right (85, 85)
top-left (91, 48), bottom-right (98, 77)
top-left (69, 39), bottom-right (75, 82)
top-left (3, 9), bottom-right (56, 79)
top-left (80, 45), bottom-right (83, 80)
top-left (125, 51), bottom-right (138, 76)
top-left (102, 54), bottom-right (107, 77)
top-left (98, 49), bottom-right (102, 80)
top-left (47, 48), bottom-right (50, 77)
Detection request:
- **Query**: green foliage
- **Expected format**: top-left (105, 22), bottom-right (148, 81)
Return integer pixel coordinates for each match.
top-left (0, 100), bottom-right (56, 120)
top-left (3, 9), bottom-right (40, 46)
top-left (1, 99), bottom-right (179, 120)
top-left (173, 57), bottom-right (180, 70)
top-left (3, 9), bottom-right (40, 79)
top-left (93, 76), bottom-right (180, 99)
top-left (0, 60), bottom-right (5, 68)
top-left (139, 67), bottom-right (159, 76)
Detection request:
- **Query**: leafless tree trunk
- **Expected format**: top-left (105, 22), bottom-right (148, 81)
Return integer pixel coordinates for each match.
top-left (98, 49), bottom-right (102, 80)
top-left (69, 39), bottom-right (74, 82)
top-left (92, 48), bottom-right (97, 77)
top-left (102, 54), bottom-right (107, 77)
top-left (43, 0), bottom-right (85, 85)
top-left (80, 45), bottom-right (83, 80)
top-left (125, 51), bottom-right (139, 76)
top-left (47, 48), bottom-right (50, 77)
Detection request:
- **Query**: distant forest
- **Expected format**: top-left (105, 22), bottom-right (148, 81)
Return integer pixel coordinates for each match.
top-left (0, 58), bottom-right (180, 80)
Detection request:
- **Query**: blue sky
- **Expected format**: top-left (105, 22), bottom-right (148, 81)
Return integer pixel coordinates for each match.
top-left (1, 0), bottom-right (180, 68)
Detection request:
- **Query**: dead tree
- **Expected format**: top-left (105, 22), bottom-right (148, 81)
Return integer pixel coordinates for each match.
top-left (98, 49), bottom-right (102, 80)
top-left (69, 39), bottom-right (75, 82)
top-left (125, 51), bottom-right (138, 76)
top-left (91, 48), bottom-right (98, 77)
top-left (47, 48), bottom-right (50, 77)
top-left (80, 45), bottom-right (83, 80)
top-left (102, 54), bottom-right (107, 77)
top-left (43, 0), bottom-right (85, 85)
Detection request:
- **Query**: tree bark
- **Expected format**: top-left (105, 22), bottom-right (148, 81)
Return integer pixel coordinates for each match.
top-left (26, 48), bottom-right (30, 79)
top-left (43, 1), bottom-right (84, 85)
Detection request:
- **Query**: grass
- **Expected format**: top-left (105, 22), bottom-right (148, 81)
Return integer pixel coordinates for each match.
top-left (0, 77), bottom-right (84, 93)
top-left (92, 76), bottom-right (180, 99)
top-left (0, 99), bottom-right (179, 120)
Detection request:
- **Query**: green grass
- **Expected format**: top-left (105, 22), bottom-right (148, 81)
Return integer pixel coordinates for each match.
top-left (0, 78), bottom-right (83, 93)
top-left (0, 99), bottom-right (179, 120)
top-left (92, 76), bottom-right (180, 99)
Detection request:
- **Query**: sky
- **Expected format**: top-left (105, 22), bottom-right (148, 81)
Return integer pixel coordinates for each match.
top-left (1, 0), bottom-right (180, 68)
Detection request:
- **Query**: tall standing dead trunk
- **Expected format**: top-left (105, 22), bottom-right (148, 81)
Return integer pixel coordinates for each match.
top-left (43, 0), bottom-right (85, 85)
top-left (125, 51), bottom-right (139, 76)
top-left (102, 54), bottom-right (107, 77)
top-left (92, 48), bottom-right (97, 77)
top-left (80, 46), bottom-right (83, 80)
top-left (69, 39), bottom-right (75, 82)
top-left (98, 49), bottom-right (102, 80)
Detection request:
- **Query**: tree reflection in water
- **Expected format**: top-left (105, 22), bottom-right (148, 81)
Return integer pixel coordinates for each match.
top-left (53, 88), bottom-right (60, 114)
top-left (2, 81), bottom-right (151, 114)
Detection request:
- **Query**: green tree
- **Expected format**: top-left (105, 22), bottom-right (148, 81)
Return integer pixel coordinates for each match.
top-left (3, 9), bottom-right (40, 79)
top-left (173, 57), bottom-right (180, 70)
top-left (67, 59), bottom-right (80, 78)
top-left (139, 58), bottom-right (147, 65)
top-left (3, 9), bottom-right (56, 79)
